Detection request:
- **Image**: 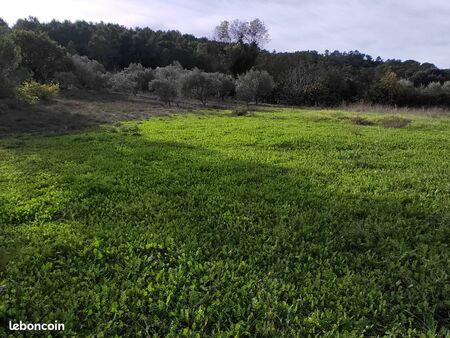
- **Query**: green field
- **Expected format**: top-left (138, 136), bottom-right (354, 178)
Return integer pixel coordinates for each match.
top-left (0, 109), bottom-right (449, 336)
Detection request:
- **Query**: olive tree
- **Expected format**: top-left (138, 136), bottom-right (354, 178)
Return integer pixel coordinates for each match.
top-left (71, 54), bottom-right (106, 89)
top-left (149, 79), bottom-right (178, 106)
top-left (149, 63), bottom-right (185, 105)
top-left (181, 68), bottom-right (218, 105)
top-left (211, 73), bottom-right (235, 100)
top-left (236, 69), bottom-right (273, 105)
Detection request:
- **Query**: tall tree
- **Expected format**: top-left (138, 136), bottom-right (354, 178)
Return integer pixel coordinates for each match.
top-left (12, 30), bottom-right (72, 82)
top-left (214, 19), bottom-right (269, 48)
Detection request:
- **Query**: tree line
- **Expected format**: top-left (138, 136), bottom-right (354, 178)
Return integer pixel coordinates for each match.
top-left (1, 16), bottom-right (450, 107)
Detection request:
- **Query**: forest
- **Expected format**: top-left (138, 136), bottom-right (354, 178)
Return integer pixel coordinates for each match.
top-left (2, 16), bottom-right (450, 108)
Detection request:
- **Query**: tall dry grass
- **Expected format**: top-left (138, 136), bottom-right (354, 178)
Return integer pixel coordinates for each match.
top-left (339, 102), bottom-right (450, 117)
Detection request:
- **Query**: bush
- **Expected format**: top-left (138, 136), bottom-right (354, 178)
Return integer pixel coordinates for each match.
top-left (181, 69), bottom-right (217, 105)
top-left (16, 81), bottom-right (59, 104)
top-left (236, 69), bottom-right (273, 105)
top-left (106, 72), bottom-right (136, 94)
top-left (149, 79), bottom-right (178, 106)
top-left (212, 73), bottom-right (236, 100)
top-left (106, 64), bottom-right (154, 95)
top-left (149, 63), bottom-right (185, 105)
top-left (71, 54), bottom-right (106, 89)
top-left (122, 63), bottom-right (154, 93)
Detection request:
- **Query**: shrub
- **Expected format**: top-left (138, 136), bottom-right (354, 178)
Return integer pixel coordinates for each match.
top-left (16, 81), bottom-right (59, 104)
top-left (122, 63), bottom-right (154, 93)
top-left (149, 63), bottom-right (185, 105)
top-left (236, 69), bottom-right (273, 105)
top-left (212, 73), bottom-right (236, 100)
top-left (181, 69), bottom-right (217, 105)
top-left (106, 72), bottom-right (137, 94)
top-left (71, 54), bottom-right (106, 89)
top-left (149, 79), bottom-right (178, 106)
top-left (106, 64), bottom-right (154, 95)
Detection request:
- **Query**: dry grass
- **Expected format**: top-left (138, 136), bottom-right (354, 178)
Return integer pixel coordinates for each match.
top-left (340, 102), bottom-right (450, 118)
top-left (0, 90), bottom-right (237, 136)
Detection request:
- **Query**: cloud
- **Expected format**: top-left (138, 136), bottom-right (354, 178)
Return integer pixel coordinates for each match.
top-left (3, 0), bottom-right (450, 68)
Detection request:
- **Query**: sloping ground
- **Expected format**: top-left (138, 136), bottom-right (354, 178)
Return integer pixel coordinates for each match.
top-left (0, 91), bottom-right (184, 136)
top-left (0, 109), bottom-right (449, 336)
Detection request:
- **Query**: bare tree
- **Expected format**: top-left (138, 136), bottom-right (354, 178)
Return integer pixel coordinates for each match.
top-left (213, 21), bottom-right (231, 43)
top-left (214, 18), bottom-right (269, 48)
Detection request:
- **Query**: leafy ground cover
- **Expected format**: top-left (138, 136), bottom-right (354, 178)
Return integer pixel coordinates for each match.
top-left (0, 109), bottom-right (449, 336)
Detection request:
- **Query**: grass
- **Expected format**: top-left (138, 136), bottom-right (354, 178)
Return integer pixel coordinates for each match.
top-left (0, 109), bottom-right (449, 336)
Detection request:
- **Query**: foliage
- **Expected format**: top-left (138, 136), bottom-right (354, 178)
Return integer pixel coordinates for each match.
top-left (106, 72), bottom-right (137, 94)
top-left (106, 63), bottom-right (155, 94)
top-left (212, 72), bottom-right (236, 100)
top-left (149, 79), bottom-right (178, 106)
top-left (16, 81), bottom-right (60, 104)
top-left (0, 17), bottom-right (9, 35)
top-left (236, 69), bottom-right (274, 104)
top-left (0, 110), bottom-right (449, 336)
top-left (0, 33), bottom-right (24, 98)
top-left (6, 16), bottom-right (450, 107)
top-left (71, 54), bottom-right (106, 89)
top-left (214, 19), bottom-right (269, 47)
top-left (11, 29), bottom-right (72, 82)
top-left (180, 68), bottom-right (217, 105)
top-left (148, 63), bottom-right (185, 105)
top-left (123, 63), bottom-right (154, 92)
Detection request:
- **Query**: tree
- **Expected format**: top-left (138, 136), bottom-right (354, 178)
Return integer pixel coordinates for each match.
top-left (149, 79), bottom-right (178, 106)
top-left (236, 69), bottom-right (274, 105)
top-left (11, 30), bottom-right (72, 82)
top-left (13, 16), bottom-right (41, 32)
top-left (211, 73), bottom-right (235, 100)
top-left (247, 19), bottom-right (270, 47)
top-left (214, 19), bottom-right (269, 47)
top-left (0, 18), bottom-right (9, 35)
top-left (226, 43), bottom-right (259, 75)
top-left (149, 63), bottom-right (184, 105)
top-left (181, 68), bottom-right (217, 105)
top-left (71, 54), bottom-right (106, 89)
top-left (0, 33), bottom-right (24, 98)
top-left (213, 21), bottom-right (231, 43)
top-left (122, 63), bottom-right (154, 92)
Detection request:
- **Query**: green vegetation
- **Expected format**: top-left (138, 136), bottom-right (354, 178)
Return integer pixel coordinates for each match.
top-left (3, 16), bottom-right (450, 108)
top-left (0, 109), bottom-right (449, 336)
top-left (15, 81), bottom-right (60, 104)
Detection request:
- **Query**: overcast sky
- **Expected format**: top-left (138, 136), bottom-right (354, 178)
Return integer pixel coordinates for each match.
top-left (3, 0), bottom-right (450, 68)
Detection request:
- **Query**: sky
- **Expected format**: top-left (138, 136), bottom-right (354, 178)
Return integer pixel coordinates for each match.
top-left (3, 0), bottom-right (450, 68)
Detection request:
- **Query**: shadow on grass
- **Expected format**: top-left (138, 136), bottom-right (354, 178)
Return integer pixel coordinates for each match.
top-left (0, 129), bottom-right (448, 336)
